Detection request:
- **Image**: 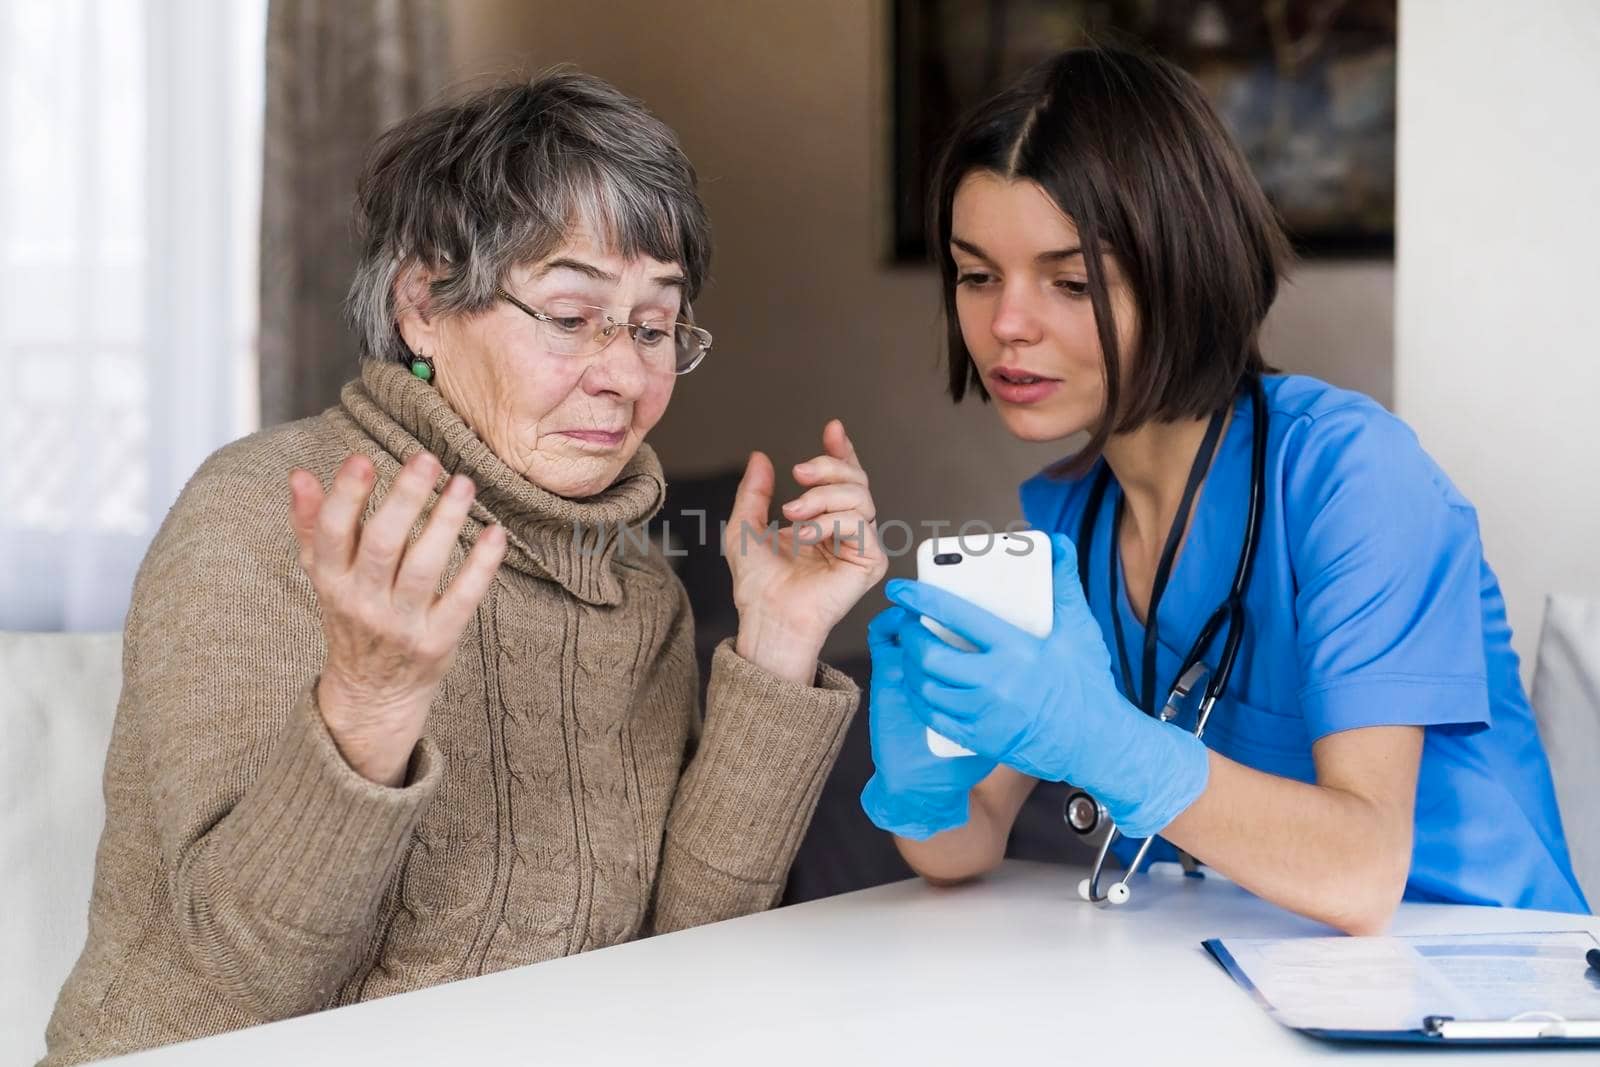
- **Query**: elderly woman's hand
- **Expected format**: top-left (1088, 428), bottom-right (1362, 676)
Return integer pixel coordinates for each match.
top-left (288, 452), bottom-right (507, 786)
top-left (724, 420), bottom-right (888, 684)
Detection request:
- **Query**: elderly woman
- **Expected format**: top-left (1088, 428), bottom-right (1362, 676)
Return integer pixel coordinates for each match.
top-left (43, 73), bottom-right (884, 1064)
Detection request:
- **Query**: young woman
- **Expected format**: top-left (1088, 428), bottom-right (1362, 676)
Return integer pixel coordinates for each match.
top-left (859, 47), bottom-right (1587, 933)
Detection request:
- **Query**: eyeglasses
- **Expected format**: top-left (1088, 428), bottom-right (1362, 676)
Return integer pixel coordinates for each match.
top-left (494, 287), bottom-right (713, 375)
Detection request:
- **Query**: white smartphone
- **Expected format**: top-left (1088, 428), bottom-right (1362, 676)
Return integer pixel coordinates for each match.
top-left (914, 529), bottom-right (1054, 757)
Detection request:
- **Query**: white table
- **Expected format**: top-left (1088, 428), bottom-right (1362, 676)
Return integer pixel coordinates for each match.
top-left (106, 861), bottom-right (1600, 1065)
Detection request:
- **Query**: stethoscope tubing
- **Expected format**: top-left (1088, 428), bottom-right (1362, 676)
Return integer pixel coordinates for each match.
top-left (1068, 376), bottom-right (1269, 905)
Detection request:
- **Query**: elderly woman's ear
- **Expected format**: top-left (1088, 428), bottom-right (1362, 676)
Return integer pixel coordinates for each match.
top-left (394, 261), bottom-right (441, 359)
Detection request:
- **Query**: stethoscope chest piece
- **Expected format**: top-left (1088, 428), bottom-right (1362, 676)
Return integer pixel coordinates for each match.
top-left (1064, 792), bottom-right (1104, 835)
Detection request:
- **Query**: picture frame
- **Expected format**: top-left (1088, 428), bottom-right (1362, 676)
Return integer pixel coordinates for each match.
top-left (891, 0), bottom-right (1397, 261)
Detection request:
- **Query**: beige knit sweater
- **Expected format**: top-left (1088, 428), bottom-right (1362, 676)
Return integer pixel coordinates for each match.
top-left (41, 361), bottom-right (859, 1065)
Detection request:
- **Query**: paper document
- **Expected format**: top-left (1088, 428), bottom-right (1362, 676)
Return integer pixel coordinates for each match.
top-left (1209, 930), bottom-right (1600, 1032)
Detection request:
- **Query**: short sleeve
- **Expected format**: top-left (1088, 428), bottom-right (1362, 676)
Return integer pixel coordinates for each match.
top-left (1284, 403), bottom-right (1491, 741)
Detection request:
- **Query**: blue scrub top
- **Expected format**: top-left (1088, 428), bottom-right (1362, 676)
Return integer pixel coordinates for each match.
top-left (1020, 374), bottom-right (1588, 914)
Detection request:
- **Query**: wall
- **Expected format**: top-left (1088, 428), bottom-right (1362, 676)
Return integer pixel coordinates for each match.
top-left (448, 0), bottom-right (1396, 656)
top-left (1396, 0), bottom-right (1600, 674)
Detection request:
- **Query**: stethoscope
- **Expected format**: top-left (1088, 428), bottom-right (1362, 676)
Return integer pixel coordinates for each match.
top-left (1063, 375), bottom-right (1268, 905)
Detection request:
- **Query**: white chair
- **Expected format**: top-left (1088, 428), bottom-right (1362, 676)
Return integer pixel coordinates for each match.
top-left (1530, 594), bottom-right (1600, 912)
top-left (0, 632), bottom-right (122, 1066)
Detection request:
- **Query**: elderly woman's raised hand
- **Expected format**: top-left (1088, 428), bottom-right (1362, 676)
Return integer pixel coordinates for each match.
top-left (724, 419), bottom-right (888, 684)
top-left (288, 452), bottom-right (507, 786)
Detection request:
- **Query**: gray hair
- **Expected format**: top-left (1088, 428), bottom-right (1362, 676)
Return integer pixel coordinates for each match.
top-left (346, 70), bottom-right (711, 364)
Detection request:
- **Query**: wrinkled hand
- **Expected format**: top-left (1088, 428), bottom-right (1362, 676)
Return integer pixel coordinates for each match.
top-left (725, 419), bottom-right (888, 683)
top-left (859, 606), bottom-right (998, 840)
top-left (288, 451), bottom-right (506, 786)
top-left (888, 532), bottom-right (1209, 839)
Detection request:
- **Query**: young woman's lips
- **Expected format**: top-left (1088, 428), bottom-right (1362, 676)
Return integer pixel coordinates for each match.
top-left (558, 429), bottom-right (627, 448)
top-left (987, 369), bottom-right (1062, 405)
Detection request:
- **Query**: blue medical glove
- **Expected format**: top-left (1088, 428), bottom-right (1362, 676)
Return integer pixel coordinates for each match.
top-left (886, 533), bottom-right (1209, 840)
top-left (859, 605), bottom-right (999, 840)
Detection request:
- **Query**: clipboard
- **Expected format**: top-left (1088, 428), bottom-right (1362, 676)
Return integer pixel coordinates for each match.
top-left (1203, 930), bottom-right (1600, 1046)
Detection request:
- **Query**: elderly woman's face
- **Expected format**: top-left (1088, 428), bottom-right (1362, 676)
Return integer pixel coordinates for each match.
top-left (406, 228), bottom-right (682, 498)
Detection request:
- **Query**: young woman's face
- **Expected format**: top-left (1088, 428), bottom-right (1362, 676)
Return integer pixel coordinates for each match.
top-left (949, 171), bottom-right (1138, 442)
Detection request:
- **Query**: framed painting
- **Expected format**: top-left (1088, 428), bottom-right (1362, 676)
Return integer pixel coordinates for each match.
top-left (891, 0), bottom-right (1397, 260)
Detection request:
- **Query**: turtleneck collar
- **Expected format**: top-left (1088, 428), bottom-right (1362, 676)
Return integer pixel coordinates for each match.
top-left (340, 360), bottom-right (667, 607)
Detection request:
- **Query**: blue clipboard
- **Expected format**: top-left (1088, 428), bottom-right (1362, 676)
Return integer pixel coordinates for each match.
top-left (1203, 931), bottom-right (1600, 1047)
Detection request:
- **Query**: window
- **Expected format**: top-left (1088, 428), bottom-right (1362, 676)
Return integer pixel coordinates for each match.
top-left (0, 0), bottom-right (266, 630)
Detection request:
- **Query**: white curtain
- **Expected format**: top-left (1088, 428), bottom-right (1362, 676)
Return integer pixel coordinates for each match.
top-left (0, 0), bottom-right (266, 631)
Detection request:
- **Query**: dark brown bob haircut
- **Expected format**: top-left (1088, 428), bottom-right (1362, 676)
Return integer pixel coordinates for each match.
top-left (929, 46), bottom-right (1291, 473)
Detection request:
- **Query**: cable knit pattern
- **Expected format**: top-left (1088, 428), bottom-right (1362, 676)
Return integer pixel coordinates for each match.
top-left (40, 361), bottom-right (859, 1066)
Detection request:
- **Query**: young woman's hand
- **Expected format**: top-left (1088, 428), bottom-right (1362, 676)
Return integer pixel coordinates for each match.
top-left (888, 532), bottom-right (1209, 839)
top-left (288, 451), bottom-right (506, 786)
top-left (859, 605), bottom-right (998, 838)
top-left (724, 419), bottom-right (888, 684)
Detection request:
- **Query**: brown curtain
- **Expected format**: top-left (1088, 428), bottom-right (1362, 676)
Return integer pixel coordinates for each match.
top-left (258, 0), bottom-right (446, 427)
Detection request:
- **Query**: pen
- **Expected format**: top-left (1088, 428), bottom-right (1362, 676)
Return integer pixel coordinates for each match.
top-left (1587, 948), bottom-right (1600, 974)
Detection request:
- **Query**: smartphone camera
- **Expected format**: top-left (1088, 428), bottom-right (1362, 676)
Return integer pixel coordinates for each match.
top-left (933, 552), bottom-right (963, 566)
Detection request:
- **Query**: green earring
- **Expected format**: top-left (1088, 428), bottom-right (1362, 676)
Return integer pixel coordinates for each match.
top-left (410, 354), bottom-right (435, 383)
